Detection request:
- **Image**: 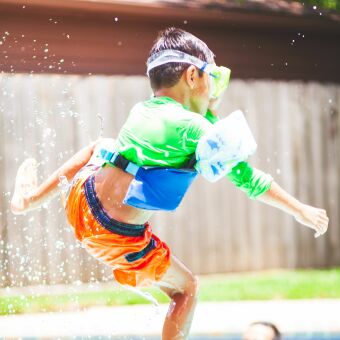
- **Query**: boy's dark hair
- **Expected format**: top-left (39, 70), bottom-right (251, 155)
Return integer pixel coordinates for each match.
top-left (148, 27), bottom-right (215, 91)
top-left (250, 322), bottom-right (282, 340)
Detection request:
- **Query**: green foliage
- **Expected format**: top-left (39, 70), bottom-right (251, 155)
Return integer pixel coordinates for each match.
top-left (299, 0), bottom-right (340, 10)
top-left (236, 0), bottom-right (340, 11)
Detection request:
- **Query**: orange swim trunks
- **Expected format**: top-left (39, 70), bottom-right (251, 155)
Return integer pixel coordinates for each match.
top-left (65, 166), bottom-right (170, 287)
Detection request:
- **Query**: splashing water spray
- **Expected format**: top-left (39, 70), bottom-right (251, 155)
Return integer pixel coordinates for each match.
top-left (58, 111), bottom-right (105, 206)
top-left (122, 283), bottom-right (159, 307)
top-left (96, 112), bottom-right (104, 138)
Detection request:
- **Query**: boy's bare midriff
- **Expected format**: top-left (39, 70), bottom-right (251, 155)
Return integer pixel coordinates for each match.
top-left (94, 166), bottom-right (154, 225)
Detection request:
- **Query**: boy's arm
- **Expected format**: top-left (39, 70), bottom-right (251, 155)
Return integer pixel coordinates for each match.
top-left (206, 105), bottom-right (329, 236)
top-left (227, 162), bottom-right (329, 237)
top-left (11, 140), bottom-right (100, 215)
top-left (257, 181), bottom-right (329, 238)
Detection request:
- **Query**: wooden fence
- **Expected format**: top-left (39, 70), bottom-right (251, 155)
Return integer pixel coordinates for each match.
top-left (0, 74), bottom-right (339, 287)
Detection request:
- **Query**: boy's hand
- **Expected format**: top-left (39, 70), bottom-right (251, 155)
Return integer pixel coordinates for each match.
top-left (208, 98), bottom-right (221, 111)
top-left (294, 204), bottom-right (329, 238)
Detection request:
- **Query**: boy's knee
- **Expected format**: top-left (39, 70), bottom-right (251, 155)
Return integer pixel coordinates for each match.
top-left (186, 274), bottom-right (199, 297)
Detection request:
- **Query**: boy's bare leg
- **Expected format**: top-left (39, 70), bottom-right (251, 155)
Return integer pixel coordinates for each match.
top-left (156, 255), bottom-right (199, 340)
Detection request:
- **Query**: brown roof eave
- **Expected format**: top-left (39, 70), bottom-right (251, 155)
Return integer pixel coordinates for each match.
top-left (1, 0), bottom-right (340, 34)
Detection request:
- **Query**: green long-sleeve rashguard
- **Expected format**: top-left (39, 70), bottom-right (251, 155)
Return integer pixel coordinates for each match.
top-left (116, 96), bottom-right (272, 199)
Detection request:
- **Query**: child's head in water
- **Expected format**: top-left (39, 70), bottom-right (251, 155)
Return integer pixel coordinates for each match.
top-left (243, 321), bottom-right (281, 340)
top-left (147, 27), bottom-right (215, 115)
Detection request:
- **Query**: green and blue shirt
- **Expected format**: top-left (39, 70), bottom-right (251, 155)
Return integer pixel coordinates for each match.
top-left (116, 96), bottom-right (272, 199)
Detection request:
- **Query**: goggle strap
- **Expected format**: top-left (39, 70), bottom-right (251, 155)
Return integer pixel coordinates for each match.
top-left (200, 62), bottom-right (208, 72)
top-left (146, 49), bottom-right (206, 76)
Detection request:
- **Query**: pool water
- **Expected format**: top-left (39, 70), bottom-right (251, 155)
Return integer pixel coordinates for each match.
top-left (8, 335), bottom-right (340, 340)
top-left (31, 334), bottom-right (340, 340)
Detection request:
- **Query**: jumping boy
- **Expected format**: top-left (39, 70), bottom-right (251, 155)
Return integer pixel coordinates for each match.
top-left (11, 28), bottom-right (329, 339)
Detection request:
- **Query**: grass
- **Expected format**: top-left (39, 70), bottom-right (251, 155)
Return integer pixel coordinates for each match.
top-left (198, 268), bottom-right (340, 301)
top-left (1, 268), bottom-right (340, 315)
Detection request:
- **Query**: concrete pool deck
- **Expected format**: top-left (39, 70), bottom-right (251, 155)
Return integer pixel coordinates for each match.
top-left (0, 299), bottom-right (340, 338)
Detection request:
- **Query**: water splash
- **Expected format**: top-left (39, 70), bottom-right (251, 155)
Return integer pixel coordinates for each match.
top-left (122, 284), bottom-right (159, 307)
top-left (97, 113), bottom-right (104, 138)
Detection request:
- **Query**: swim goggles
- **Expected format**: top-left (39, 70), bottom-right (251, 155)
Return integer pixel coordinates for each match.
top-left (146, 49), bottom-right (231, 100)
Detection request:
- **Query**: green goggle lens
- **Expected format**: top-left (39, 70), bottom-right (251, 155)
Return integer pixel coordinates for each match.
top-left (208, 66), bottom-right (231, 99)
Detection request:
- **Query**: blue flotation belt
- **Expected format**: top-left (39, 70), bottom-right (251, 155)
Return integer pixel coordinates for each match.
top-left (100, 150), bottom-right (198, 211)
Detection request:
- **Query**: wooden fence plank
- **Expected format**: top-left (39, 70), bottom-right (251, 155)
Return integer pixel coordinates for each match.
top-left (0, 74), bottom-right (339, 287)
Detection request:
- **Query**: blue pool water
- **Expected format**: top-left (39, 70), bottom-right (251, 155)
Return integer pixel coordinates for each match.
top-left (14, 334), bottom-right (340, 340)
top-left (43, 333), bottom-right (340, 340)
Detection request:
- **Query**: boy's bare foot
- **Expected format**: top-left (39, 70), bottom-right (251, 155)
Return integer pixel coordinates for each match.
top-left (11, 158), bottom-right (38, 215)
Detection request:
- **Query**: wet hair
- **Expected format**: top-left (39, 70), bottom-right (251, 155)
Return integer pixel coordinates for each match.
top-left (250, 322), bottom-right (282, 340)
top-left (148, 27), bottom-right (215, 91)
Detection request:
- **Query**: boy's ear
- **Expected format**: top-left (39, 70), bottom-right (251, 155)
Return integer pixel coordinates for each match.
top-left (185, 65), bottom-right (197, 90)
